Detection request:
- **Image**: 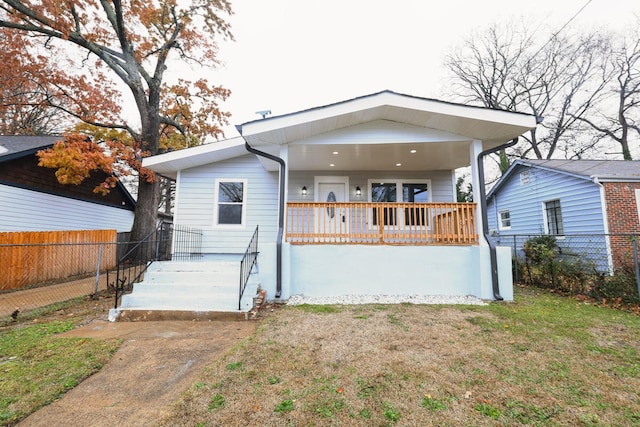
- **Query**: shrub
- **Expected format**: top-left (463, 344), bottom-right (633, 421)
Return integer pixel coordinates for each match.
top-left (523, 235), bottom-right (558, 265)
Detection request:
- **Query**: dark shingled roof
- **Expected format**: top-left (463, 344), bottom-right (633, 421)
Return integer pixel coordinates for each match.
top-left (0, 135), bottom-right (62, 161)
top-left (518, 159), bottom-right (640, 180)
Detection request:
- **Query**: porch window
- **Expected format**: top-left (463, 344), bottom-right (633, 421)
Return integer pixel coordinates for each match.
top-left (369, 180), bottom-right (431, 226)
top-left (371, 182), bottom-right (397, 225)
top-left (543, 199), bottom-right (564, 235)
top-left (498, 209), bottom-right (511, 230)
top-left (214, 179), bottom-right (247, 226)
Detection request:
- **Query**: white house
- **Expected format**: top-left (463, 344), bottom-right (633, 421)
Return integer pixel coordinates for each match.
top-left (127, 91), bottom-right (536, 314)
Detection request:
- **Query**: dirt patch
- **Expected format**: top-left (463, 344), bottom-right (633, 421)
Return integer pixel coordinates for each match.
top-left (13, 297), bottom-right (256, 427)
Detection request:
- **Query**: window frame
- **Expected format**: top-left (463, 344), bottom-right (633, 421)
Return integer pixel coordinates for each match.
top-left (542, 199), bottom-right (564, 236)
top-left (213, 178), bottom-right (247, 228)
top-left (498, 209), bottom-right (511, 230)
top-left (367, 179), bottom-right (432, 229)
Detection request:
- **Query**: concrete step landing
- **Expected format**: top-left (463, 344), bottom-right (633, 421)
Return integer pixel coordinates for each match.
top-left (110, 260), bottom-right (260, 321)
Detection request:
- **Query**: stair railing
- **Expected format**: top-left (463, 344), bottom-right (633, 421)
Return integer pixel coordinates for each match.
top-left (113, 221), bottom-right (172, 309)
top-left (239, 225), bottom-right (259, 310)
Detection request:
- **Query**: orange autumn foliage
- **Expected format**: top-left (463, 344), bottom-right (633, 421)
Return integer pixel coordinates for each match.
top-left (1, 1), bottom-right (233, 240)
top-left (0, 0), bottom-right (232, 207)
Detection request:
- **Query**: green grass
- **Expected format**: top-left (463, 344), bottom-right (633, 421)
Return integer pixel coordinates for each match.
top-left (292, 304), bottom-right (341, 314)
top-left (0, 321), bottom-right (120, 425)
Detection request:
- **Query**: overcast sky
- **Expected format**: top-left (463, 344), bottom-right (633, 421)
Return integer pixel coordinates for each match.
top-left (167, 0), bottom-right (638, 139)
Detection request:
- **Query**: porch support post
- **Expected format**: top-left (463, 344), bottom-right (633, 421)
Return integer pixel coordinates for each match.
top-left (469, 139), bottom-right (485, 245)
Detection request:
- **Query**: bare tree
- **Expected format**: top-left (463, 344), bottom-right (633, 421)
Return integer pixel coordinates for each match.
top-left (444, 22), bottom-right (610, 168)
top-left (574, 23), bottom-right (640, 160)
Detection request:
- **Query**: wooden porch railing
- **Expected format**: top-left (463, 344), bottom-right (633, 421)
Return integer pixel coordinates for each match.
top-left (286, 202), bottom-right (478, 245)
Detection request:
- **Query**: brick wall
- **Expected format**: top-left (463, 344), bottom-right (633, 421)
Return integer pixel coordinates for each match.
top-left (603, 182), bottom-right (640, 271)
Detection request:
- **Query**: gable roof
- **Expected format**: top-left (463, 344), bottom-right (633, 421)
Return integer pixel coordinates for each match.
top-left (488, 159), bottom-right (640, 198)
top-left (237, 90), bottom-right (536, 147)
top-left (0, 135), bottom-right (136, 208)
top-left (144, 90), bottom-right (538, 177)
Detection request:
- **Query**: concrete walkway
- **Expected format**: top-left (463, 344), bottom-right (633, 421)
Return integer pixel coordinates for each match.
top-left (18, 319), bottom-right (257, 426)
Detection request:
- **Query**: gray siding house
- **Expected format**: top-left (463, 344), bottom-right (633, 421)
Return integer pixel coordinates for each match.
top-left (135, 91), bottom-right (537, 313)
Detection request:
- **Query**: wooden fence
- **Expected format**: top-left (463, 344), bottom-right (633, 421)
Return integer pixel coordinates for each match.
top-left (0, 230), bottom-right (118, 291)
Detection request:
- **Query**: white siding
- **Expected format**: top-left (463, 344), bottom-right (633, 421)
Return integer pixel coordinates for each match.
top-left (175, 154), bottom-right (279, 253)
top-left (0, 184), bottom-right (134, 232)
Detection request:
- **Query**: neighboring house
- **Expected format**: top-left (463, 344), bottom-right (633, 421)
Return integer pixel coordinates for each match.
top-left (0, 135), bottom-right (136, 232)
top-left (487, 159), bottom-right (640, 272)
top-left (142, 90), bottom-right (537, 304)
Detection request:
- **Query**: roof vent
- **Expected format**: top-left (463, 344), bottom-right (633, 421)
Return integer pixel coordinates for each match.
top-left (256, 110), bottom-right (272, 119)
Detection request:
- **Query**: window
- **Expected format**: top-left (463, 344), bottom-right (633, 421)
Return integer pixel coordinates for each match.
top-left (369, 180), bottom-right (431, 226)
top-left (214, 180), bottom-right (246, 226)
top-left (403, 183), bottom-right (429, 226)
top-left (544, 199), bottom-right (564, 235)
top-left (520, 170), bottom-right (530, 186)
top-left (498, 209), bottom-right (511, 230)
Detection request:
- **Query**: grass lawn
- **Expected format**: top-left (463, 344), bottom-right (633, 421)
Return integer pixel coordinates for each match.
top-left (159, 286), bottom-right (640, 426)
top-left (0, 297), bottom-right (120, 426)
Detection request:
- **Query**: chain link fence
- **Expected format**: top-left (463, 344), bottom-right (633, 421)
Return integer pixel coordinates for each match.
top-left (493, 233), bottom-right (640, 303)
top-left (1, 223), bottom-right (203, 319)
top-left (0, 230), bottom-right (135, 320)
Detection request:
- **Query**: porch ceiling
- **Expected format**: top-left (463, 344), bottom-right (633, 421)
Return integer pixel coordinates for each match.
top-left (256, 141), bottom-right (471, 171)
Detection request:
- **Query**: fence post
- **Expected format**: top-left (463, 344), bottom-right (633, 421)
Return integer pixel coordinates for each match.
top-left (513, 235), bottom-right (518, 282)
top-left (93, 243), bottom-right (103, 300)
top-left (633, 236), bottom-right (640, 301)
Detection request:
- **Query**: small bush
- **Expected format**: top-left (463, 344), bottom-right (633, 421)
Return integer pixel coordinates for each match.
top-left (523, 235), bottom-right (558, 265)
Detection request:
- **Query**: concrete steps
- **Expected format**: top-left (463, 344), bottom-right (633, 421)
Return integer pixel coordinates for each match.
top-left (109, 260), bottom-right (260, 321)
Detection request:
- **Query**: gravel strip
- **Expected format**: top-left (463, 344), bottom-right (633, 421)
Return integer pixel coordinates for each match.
top-left (286, 294), bottom-right (487, 306)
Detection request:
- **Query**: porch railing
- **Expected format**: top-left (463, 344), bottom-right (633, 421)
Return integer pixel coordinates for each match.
top-left (286, 202), bottom-right (478, 245)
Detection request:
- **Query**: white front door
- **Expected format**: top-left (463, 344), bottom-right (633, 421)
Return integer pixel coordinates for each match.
top-left (315, 177), bottom-right (349, 241)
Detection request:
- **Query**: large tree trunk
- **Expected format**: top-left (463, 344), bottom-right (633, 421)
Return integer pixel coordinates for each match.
top-left (130, 178), bottom-right (160, 242)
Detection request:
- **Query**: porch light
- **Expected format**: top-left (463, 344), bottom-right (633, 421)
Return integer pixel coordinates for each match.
top-left (302, 186), bottom-right (307, 196)
top-left (355, 186), bottom-right (362, 197)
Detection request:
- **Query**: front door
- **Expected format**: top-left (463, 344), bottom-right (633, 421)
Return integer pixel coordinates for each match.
top-left (315, 177), bottom-right (349, 241)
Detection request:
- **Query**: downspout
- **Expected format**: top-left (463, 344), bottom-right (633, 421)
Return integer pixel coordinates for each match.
top-left (592, 177), bottom-right (614, 275)
top-left (237, 129), bottom-right (285, 298)
top-left (477, 138), bottom-right (519, 301)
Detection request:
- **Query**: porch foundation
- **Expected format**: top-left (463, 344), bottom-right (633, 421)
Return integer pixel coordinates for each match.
top-left (258, 243), bottom-right (513, 301)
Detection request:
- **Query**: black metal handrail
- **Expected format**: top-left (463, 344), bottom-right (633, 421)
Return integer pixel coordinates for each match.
top-left (113, 222), bottom-right (169, 309)
top-left (239, 225), bottom-right (259, 310)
